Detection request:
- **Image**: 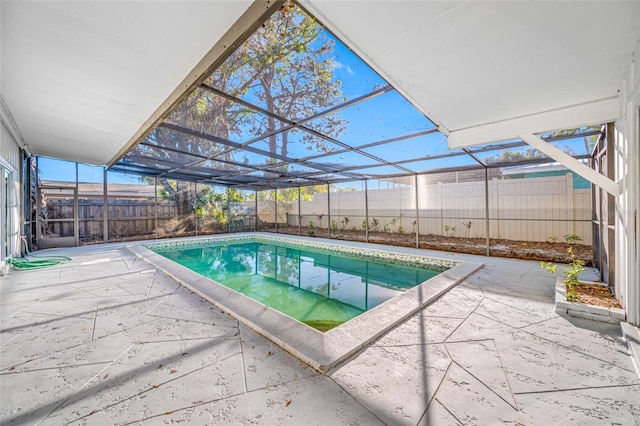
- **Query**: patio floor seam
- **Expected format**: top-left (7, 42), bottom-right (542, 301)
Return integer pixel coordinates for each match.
top-left (512, 383), bottom-right (640, 395)
top-left (328, 370), bottom-right (416, 426)
top-left (447, 357), bottom-right (519, 411)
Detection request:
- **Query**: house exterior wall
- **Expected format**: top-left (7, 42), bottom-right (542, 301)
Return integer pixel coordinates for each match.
top-left (615, 38), bottom-right (640, 326)
top-left (0, 98), bottom-right (24, 264)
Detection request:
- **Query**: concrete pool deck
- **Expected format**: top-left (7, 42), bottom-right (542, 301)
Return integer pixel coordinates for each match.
top-left (1, 238), bottom-right (639, 425)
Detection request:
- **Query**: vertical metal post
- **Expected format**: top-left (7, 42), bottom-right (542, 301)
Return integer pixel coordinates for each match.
top-left (227, 187), bottom-right (231, 234)
top-left (364, 180), bottom-right (369, 243)
top-left (365, 263), bottom-right (369, 310)
top-left (484, 168), bottom-right (490, 256)
top-left (274, 189), bottom-right (278, 233)
top-left (327, 183), bottom-right (331, 239)
top-left (327, 255), bottom-right (331, 297)
top-left (103, 167), bottom-right (108, 243)
top-left (415, 174), bottom-right (420, 249)
top-left (255, 190), bottom-right (258, 231)
top-left (298, 186), bottom-right (302, 236)
top-left (74, 162), bottom-right (79, 246)
top-left (35, 159), bottom-right (42, 248)
top-left (154, 177), bottom-right (158, 240)
top-left (194, 182), bottom-right (198, 236)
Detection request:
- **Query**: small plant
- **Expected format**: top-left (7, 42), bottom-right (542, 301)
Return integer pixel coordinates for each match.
top-left (330, 220), bottom-right (338, 231)
top-left (564, 233), bottom-right (582, 244)
top-left (341, 217), bottom-right (350, 230)
top-left (389, 217), bottom-right (397, 232)
top-left (548, 236), bottom-right (558, 243)
top-left (397, 225), bottom-right (405, 234)
top-left (540, 234), bottom-right (585, 302)
top-left (462, 221), bottom-right (472, 238)
top-left (307, 221), bottom-right (316, 237)
top-left (371, 218), bottom-right (379, 232)
top-left (383, 224), bottom-right (390, 233)
top-left (444, 225), bottom-right (456, 237)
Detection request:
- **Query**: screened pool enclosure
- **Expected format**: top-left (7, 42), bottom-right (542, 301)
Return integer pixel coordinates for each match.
top-left (28, 3), bottom-right (610, 269)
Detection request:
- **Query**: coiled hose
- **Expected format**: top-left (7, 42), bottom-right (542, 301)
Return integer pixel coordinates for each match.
top-left (6, 237), bottom-right (71, 270)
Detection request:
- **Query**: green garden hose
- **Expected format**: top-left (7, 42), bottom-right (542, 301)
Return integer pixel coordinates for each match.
top-left (6, 237), bottom-right (71, 270)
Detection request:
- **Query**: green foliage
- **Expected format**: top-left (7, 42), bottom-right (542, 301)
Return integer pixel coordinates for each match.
top-left (444, 225), bottom-right (456, 237)
top-left (257, 185), bottom-right (328, 202)
top-left (371, 218), bottom-right (380, 232)
top-left (397, 225), bottom-right (404, 234)
top-left (210, 4), bottom-right (346, 158)
top-left (307, 221), bottom-right (315, 237)
top-left (361, 219), bottom-right (367, 231)
top-left (539, 262), bottom-right (557, 275)
top-left (540, 234), bottom-right (585, 302)
top-left (484, 146), bottom-right (576, 164)
top-left (330, 220), bottom-right (338, 231)
top-left (193, 186), bottom-right (245, 227)
top-left (564, 233), bottom-right (582, 244)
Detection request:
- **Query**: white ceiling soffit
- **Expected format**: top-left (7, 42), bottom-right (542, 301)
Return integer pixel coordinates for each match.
top-left (1, 1), bottom-right (253, 166)
top-left (302, 1), bottom-right (640, 147)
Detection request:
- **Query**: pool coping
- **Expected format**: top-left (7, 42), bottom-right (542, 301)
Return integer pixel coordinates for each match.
top-left (126, 233), bottom-right (484, 372)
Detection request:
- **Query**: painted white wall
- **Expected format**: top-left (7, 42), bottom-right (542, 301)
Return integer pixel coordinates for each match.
top-left (0, 98), bottom-right (24, 263)
top-left (615, 38), bottom-right (640, 326)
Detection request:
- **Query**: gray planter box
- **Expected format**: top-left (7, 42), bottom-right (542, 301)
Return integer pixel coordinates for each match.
top-left (554, 277), bottom-right (626, 323)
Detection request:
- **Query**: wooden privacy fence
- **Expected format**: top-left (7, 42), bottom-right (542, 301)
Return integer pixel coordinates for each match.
top-left (290, 174), bottom-right (592, 244)
top-left (43, 199), bottom-right (178, 241)
top-left (43, 199), bottom-right (259, 241)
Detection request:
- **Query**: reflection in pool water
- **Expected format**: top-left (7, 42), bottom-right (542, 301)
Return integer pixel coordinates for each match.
top-left (152, 241), bottom-right (442, 332)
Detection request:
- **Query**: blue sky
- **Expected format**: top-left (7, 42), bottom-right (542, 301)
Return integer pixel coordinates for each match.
top-left (39, 157), bottom-right (144, 185)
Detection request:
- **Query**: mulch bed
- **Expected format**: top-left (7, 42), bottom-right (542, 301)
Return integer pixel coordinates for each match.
top-left (573, 283), bottom-right (622, 308)
top-left (274, 227), bottom-right (592, 266)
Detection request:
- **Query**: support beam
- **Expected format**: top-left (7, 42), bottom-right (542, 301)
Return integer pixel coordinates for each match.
top-left (103, 167), bottom-right (108, 243)
top-left (519, 133), bottom-right (620, 196)
top-left (448, 97), bottom-right (618, 150)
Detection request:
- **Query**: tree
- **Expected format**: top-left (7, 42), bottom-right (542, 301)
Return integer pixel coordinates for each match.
top-left (207, 2), bottom-right (346, 158)
top-left (484, 146), bottom-right (576, 164)
top-left (139, 3), bottom-right (346, 224)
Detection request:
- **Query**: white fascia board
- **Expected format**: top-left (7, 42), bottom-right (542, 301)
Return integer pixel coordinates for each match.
top-left (520, 133), bottom-right (620, 196)
top-left (448, 97), bottom-right (619, 149)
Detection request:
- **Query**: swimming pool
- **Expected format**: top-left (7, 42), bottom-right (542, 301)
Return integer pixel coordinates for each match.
top-left (129, 234), bottom-right (483, 371)
top-left (148, 238), bottom-right (445, 332)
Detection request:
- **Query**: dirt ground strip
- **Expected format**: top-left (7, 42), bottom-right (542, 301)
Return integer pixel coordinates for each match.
top-left (274, 227), bottom-right (592, 266)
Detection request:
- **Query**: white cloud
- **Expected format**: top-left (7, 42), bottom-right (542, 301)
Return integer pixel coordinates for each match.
top-left (334, 61), bottom-right (355, 76)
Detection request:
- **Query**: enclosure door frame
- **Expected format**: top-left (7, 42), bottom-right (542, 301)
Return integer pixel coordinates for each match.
top-left (37, 184), bottom-right (79, 248)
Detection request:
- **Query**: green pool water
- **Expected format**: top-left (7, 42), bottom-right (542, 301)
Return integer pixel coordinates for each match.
top-left (151, 241), bottom-right (441, 332)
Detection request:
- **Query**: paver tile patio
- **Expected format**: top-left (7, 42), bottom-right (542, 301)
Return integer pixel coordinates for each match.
top-left (1, 241), bottom-right (638, 425)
